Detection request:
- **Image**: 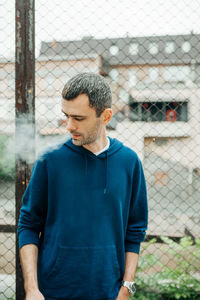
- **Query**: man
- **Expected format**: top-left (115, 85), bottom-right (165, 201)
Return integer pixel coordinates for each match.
top-left (17, 72), bottom-right (148, 300)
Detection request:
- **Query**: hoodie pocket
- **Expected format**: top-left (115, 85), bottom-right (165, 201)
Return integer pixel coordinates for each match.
top-left (45, 244), bottom-right (120, 299)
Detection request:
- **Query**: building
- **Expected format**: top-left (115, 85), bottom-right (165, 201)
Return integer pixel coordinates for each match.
top-left (1, 34), bottom-right (200, 168)
top-left (38, 34), bottom-right (200, 169)
top-left (1, 34), bottom-right (200, 237)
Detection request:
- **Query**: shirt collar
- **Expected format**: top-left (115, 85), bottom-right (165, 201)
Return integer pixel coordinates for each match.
top-left (94, 137), bottom-right (110, 156)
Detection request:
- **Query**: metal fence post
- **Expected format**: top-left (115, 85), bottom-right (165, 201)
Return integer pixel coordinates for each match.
top-left (15, 0), bottom-right (35, 299)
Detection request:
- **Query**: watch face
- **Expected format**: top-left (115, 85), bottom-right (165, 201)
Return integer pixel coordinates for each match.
top-left (130, 283), bottom-right (136, 293)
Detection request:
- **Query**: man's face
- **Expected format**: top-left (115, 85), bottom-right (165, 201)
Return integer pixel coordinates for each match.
top-left (62, 94), bottom-right (104, 146)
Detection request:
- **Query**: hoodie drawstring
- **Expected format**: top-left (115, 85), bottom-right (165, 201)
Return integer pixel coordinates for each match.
top-left (64, 137), bottom-right (123, 195)
top-left (83, 151), bottom-right (108, 194)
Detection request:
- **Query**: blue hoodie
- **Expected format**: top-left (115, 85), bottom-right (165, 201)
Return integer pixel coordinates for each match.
top-left (17, 137), bottom-right (148, 300)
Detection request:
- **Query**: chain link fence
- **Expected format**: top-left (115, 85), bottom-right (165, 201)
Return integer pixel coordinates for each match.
top-left (0, 0), bottom-right (16, 299)
top-left (0, 0), bottom-right (200, 299)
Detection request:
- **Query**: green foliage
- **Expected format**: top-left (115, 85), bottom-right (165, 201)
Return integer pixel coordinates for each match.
top-left (130, 236), bottom-right (200, 300)
top-left (7, 238), bottom-right (200, 300)
top-left (0, 135), bottom-right (15, 180)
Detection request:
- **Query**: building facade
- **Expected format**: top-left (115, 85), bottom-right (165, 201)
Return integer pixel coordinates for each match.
top-left (1, 34), bottom-right (200, 237)
top-left (1, 34), bottom-right (200, 169)
top-left (38, 34), bottom-right (200, 169)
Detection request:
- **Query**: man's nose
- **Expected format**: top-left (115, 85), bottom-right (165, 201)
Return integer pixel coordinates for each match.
top-left (66, 118), bottom-right (77, 132)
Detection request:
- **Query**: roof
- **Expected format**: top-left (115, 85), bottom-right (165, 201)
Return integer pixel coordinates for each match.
top-left (39, 34), bottom-right (200, 66)
top-left (37, 52), bottom-right (99, 62)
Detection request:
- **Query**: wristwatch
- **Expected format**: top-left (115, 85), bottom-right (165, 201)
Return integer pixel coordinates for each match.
top-left (121, 280), bottom-right (136, 294)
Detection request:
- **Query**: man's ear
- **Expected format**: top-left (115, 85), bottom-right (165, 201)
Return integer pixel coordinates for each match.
top-left (102, 108), bottom-right (113, 125)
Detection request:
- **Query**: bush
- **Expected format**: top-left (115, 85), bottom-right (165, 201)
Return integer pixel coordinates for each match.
top-left (130, 237), bottom-right (200, 300)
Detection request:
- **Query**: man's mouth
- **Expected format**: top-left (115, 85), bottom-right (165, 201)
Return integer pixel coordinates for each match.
top-left (71, 133), bottom-right (81, 139)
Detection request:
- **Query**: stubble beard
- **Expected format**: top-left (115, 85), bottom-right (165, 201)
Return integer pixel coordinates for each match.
top-left (71, 120), bottom-right (101, 146)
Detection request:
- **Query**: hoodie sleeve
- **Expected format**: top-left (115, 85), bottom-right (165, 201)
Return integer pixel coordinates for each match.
top-left (17, 156), bottom-right (48, 249)
top-left (125, 156), bottom-right (148, 254)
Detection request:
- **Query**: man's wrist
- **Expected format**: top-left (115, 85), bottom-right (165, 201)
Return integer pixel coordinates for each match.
top-left (120, 285), bottom-right (131, 296)
top-left (121, 280), bottom-right (136, 295)
top-left (24, 282), bottom-right (38, 293)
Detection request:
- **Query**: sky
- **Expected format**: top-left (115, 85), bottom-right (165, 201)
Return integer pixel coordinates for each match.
top-left (0, 0), bottom-right (200, 58)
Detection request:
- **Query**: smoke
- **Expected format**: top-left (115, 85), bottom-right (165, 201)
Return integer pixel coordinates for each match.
top-left (0, 114), bottom-right (70, 182)
top-left (15, 116), bottom-right (35, 164)
top-left (36, 132), bottom-right (69, 160)
top-left (14, 114), bottom-right (69, 164)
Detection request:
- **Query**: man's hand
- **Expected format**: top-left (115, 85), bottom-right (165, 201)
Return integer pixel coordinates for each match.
top-left (116, 286), bottom-right (131, 300)
top-left (25, 289), bottom-right (45, 300)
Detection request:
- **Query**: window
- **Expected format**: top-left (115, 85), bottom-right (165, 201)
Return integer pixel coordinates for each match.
top-left (182, 41), bottom-right (191, 53)
top-left (129, 43), bottom-right (138, 55)
top-left (142, 102), bottom-right (164, 121)
top-left (129, 101), bottom-right (141, 121)
top-left (165, 42), bottom-right (174, 54)
top-left (129, 100), bottom-right (188, 122)
top-left (148, 67), bottom-right (159, 82)
top-left (154, 138), bottom-right (168, 146)
top-left (109, 69), bottom-right (119, 82)
top-left (128, 69), bottom-right (137, 87)
top-left (149, 43), bottom-right (158, 55)
top-left (109, 45), bottom-right (119, 56)
top-left (163, 66), bottom-right (190, 83)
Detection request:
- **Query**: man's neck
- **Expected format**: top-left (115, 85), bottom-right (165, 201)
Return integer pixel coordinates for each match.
top-left (83, 131), bottom-right (108, 154)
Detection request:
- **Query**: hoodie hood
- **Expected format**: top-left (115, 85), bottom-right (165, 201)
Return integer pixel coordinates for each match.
top-left (64, 136), bottom-right (123, 158)
top-left (64, 137), bottom-right (123, 194)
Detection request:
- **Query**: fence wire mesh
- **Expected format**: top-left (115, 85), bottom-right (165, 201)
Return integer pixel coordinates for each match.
top-left (0, 0), bottom-right (200, 299)
top-left (0, 0), bottom-right (16, 299)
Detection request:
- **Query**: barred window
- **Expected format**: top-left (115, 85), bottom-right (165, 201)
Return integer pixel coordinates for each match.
top-left (129, 101), bottom-right (188, 122)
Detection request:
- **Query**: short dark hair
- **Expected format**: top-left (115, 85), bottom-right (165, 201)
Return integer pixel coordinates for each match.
top-left (62, 72), bottom-right (112, 117)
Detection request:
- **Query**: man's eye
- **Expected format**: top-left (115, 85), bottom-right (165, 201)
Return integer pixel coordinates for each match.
top-left (75, 118), bottom-right (84, 121)
top-left (62, 113), bottom-right (68, 119)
